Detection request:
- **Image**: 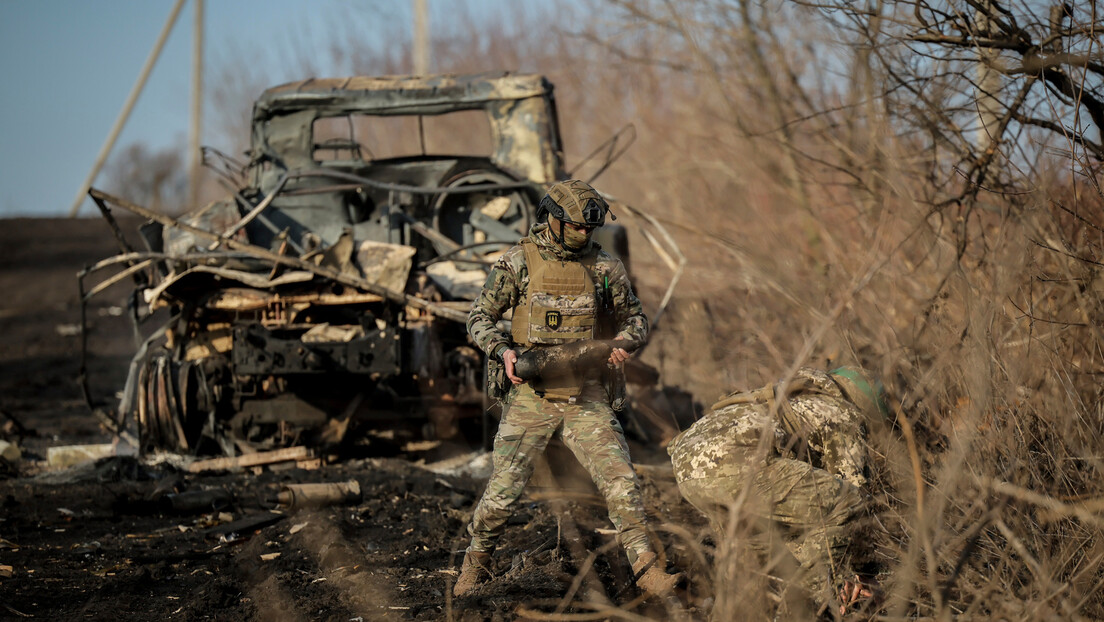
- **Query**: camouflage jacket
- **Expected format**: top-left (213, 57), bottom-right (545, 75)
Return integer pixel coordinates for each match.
top-left (467, 223), bottom-right (648, 358)
top-left (668, 368), bottom-right (868, 488)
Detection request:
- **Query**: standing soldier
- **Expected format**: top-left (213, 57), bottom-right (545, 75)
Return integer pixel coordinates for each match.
top-left (453, 179), bottom-right (680, 597)
top-left (667, 367), bottom-right (885, 616)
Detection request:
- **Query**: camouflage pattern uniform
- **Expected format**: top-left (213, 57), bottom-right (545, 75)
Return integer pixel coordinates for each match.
top-left (463, 222), bottom-right (653, 562)
top-left (667, 367), bottom-right (869, 601)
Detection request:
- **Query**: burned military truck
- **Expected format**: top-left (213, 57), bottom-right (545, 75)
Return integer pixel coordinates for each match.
top-left (81, 72), bottom-right (664, 457)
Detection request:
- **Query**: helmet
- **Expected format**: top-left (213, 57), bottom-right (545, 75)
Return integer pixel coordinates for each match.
top-left (538, 179), bottom-right (609, 228)
top-left (829, 366), bottom-right (890, 421)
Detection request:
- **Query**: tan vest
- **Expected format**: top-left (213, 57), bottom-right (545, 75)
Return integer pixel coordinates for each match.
top-left (511, 239), bottom-right (599, 400)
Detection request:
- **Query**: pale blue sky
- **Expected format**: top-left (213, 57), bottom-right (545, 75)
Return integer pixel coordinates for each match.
top-left (0, 0), bottom-right (409, 217)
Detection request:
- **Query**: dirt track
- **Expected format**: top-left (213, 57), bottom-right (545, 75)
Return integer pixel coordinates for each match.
top-left (0, 217), bottom-right (710, 621)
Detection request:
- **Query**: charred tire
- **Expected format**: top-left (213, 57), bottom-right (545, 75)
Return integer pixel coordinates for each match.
top-left (136, 352), bottom-right (188, 452)
top-left (134, 352), bottom-right (219, 454)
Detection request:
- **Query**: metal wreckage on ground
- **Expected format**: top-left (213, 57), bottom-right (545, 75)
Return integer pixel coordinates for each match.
top-left (79, 72), bottom-right (685, 459)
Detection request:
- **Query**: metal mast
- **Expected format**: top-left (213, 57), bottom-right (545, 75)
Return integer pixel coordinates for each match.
top-left (413, 0), bottom-right (429, 75)
top-left (188, 0), bottom-right (204, 209)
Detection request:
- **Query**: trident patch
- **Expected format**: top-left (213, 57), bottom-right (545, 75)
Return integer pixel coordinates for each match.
top-left (545, 310), bottom-right (562, 329)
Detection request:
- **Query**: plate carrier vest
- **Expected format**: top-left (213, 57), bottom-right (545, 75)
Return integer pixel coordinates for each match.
top-left (511, 238), bottom-right (599, 400)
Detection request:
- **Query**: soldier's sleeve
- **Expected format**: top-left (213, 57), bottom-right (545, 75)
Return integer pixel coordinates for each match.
top-left (822, 423), bottom-right (868, 489)
top-left (793, 393), bottom-right (869, 489)
top-left (466, 256), bottom-right (521, 357)
top-left (606, 258), bottom-right (648, 344)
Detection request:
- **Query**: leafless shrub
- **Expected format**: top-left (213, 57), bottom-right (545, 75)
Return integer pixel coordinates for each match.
top-left (103, 142), bottom-right (188, 215)
top-left (580, 0), bottom-right (1104, 619)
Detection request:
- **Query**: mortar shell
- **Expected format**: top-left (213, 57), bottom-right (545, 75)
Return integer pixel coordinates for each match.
top-left (276, 480), bottom-right (362, 510)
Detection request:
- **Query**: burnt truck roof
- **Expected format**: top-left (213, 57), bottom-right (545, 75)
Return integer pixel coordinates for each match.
top-left (250, 71), bottom-right (565, 185)
top-left (253, 72), bottom-right (555, 119)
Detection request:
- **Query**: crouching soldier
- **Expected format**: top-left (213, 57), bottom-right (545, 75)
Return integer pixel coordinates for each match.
top-left (668, 367), bottom-right (886, 617)
top-left (452, 180), bottom-right (680, 598)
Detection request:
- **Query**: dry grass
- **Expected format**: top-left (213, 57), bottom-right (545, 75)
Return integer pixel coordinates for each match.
top-left (592, 3), bottom-right (1104, 618)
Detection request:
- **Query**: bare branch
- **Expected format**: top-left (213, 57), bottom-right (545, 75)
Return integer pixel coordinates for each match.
top-left (908, 33), bottom-right (1030, 52)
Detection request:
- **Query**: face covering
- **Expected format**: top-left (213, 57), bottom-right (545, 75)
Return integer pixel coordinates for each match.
top-left (561, 222), bottom-right (592, 250)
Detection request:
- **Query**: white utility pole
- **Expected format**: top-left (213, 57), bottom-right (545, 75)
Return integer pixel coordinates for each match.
top-left (413, 0), bottom-right (429, 75)
top-left (189, 0), bottom-right (204, 209)
top-left (975, 1), bottom-right (1001, 151)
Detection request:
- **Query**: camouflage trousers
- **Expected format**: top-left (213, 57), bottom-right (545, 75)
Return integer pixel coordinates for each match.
top-left (465, 382), bottom-right (652, 560)
top-left (677, 457), bottom-right (866, 600)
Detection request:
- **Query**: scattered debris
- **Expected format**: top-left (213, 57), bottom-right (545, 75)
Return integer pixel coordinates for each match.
top-left (187, 446), bottom-right (310, 473)
top-left (34, 455), bottom-right (168, 485)
top-left (165, 488), bottom-right (233, 513)
top-left (422, 450), bottom-right (493, 480)
top-left (291, 457), bottom-right (322, 471)
top-left (0, 439), bottom-right (21, 464)
top-left (205, 511), bottom-right (285, 539)
top-left (46, 443), bottom-right (115, 468)
top-left (0, 564), bottom-right (13, 578)
top-left (2, 603), bottom-right (32, 619)
top-left (71, 540), bottom-right (102, 554)
top-left (55, 323), bottom-right (82, 337)
top-left (0, 409), bottom-right (29, 438)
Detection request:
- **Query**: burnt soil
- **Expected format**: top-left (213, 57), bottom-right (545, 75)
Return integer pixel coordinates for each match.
top-left (0, 217), bottom-right (712, 621)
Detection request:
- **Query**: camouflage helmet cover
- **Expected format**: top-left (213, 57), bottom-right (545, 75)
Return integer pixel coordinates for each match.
top-left (539, 179), bottom-right (609, 228)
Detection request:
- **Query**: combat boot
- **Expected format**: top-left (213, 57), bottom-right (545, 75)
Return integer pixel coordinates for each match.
top-left (453, 550), bottom-right (492, 597)
top-left (632, 551), bottom-right (681, 596)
